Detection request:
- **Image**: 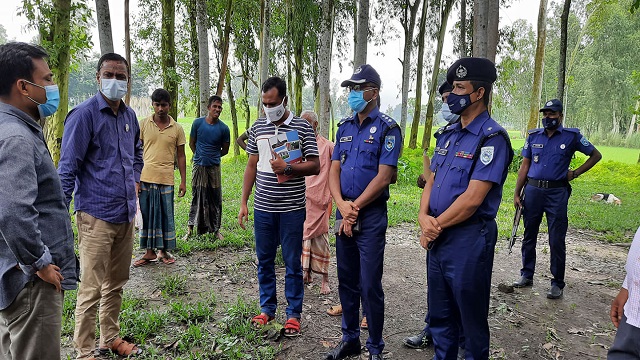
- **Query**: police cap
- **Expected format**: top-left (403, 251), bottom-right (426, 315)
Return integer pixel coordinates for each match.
top-left (438, 81), bottom-right (453, 95)
top-left (539, 99), bottom-right (563, 113)
top-left (446, 57), bottom-right (497, 85)
top-left (341, 64), bottom-right (381, 88)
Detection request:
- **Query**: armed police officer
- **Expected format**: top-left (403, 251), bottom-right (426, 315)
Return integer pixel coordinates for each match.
top-left (418, 58), bottom-right (513, 359)
top-left (325, 64), bottom-right (401, 360)
top-left (512, 99), bottom-right (601, 299)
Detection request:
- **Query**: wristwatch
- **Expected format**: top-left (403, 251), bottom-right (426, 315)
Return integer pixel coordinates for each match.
top-left (283, 164), bottom-right (293, 176)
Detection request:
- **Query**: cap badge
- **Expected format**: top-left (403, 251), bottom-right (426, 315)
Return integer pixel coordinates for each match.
top-left (354, 66), bottom-right (362, 74)
top-left (546, 101), bottom-right (553, 106)
top-left (560, 144), bottom-right (566, 149)
top-left (370, 126), bottom-right (377, 134)
top-left (456, 65), bottom-right (467, 78)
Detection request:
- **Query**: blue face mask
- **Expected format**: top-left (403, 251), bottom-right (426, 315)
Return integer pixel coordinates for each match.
top-left (24, 80), bottom-right (60, 118)
top-left (542, 116), bottom-right (559, 130)
top-left (348, 90), bottom-right (373, 113)
top-left (447, 92), bottom-right (474, 115)
top-left (440, 102), bottom-right (460, 123)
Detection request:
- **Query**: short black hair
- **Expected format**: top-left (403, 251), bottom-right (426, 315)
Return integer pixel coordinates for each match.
top-left (151, 88), bottom-right (171, 104)
top-left (97, 53), bottom-right (129, 74)
top-left (470, 80), bottom-right (492, 106)
top-left (208, 95), bottom-right (223, 107)
top-left (0, 42), bottom-right (48, 97)
top-left (261, 77), bottom-right (287, 98)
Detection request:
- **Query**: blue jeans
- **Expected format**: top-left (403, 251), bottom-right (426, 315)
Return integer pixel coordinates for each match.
top-left (254, 208), bottom-right (305, 319)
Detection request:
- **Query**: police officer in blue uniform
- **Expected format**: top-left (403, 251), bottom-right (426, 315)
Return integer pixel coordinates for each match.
top-left (325, 64), bottom-right (402, 360)
top-left (512, 99), bottom-right (602, 299)
top-left (418, 57), bottom-right (513, 360)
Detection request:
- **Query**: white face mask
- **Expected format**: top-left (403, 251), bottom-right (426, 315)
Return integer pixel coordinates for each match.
top-left (100, 78), bottom-right (128, 101)
top-left (264, 97), bottom-right (286, 123)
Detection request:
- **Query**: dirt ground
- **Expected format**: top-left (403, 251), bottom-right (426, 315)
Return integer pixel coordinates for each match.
top-left (67, 224), bottom-right (629, 359)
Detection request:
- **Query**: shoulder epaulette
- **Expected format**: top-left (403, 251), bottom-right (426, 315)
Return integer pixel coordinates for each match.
top-left (527, 128), bottom-right (541, 134)
top-left (379, 112), bottom-right (398, 126)
top-left (337, 116), bottom-right (351, 127)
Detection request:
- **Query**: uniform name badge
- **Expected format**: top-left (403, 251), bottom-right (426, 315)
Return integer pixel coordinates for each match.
top-left (340, 136), bottom-right (352, 143)
top-left (480, 146), bottom-right (494, 165)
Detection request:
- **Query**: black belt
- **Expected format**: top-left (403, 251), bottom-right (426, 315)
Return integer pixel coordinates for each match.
top-left (527, 178), bottom-right (568, 189)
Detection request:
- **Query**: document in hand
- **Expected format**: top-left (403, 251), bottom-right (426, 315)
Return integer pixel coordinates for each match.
top-left (268, 130), bottom-right (302, 183)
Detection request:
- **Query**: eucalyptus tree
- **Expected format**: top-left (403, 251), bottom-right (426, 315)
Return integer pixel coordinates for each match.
top-left (527, 0), bottom-right (548, 131)
top-left (318, 0), bottom-right (335, 137)
top-left (95, 0), bottom-right (114, 54)
top-left (472, 0), bottom-right (499, 61)
top-left (161, 0), bottom-right (178, 120)
top-left (354, 0), bottom-right (369, 65)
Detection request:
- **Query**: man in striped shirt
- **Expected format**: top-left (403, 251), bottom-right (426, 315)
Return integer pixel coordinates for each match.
top-left (238, 77), bottom-right (319, 337)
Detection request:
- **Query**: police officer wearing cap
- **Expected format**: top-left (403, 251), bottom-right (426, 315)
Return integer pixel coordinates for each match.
top-left (512, 99), bottom-right (601, 299)
top-left (325, 64), bottom-right (401, 360)
top-left (418, 57), bottom-right (513, 359)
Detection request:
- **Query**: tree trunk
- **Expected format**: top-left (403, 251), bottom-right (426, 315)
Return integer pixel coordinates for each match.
top-left (318, 0), bottom-right (334, 137)
top-left (527, 0), bottom-right (548, 131)
top-left (161, 0), bottom-right (178, 120)
top-left (226, 72), bottom-right (240, 156)
top-left (420, 0), bottom-right (454, 151)
top-left (399, 0), bottom-right (419, 140)
top-left (460, 0), bottom-right (467, 57)
top-left (294, 40), bottom-right (303, 115)
top-left (241, 55), bottom-right (251, 130)
top-left (46, 0), bottom-right (71, 165)
top-left (557, 0), bottom-right (571, 101)
top-left (216, 0), bottom-right (233, 96)
top-left (187, 0), bottom-right (200, 115)
top-left (408, 0), bottom-right (429, 149)
top-left (627, 97), bottom-right (639, 139)
top-left (353, 0), bottom-right (369, 66)
top-left (95, 0), bottom-right (114, 54)
top-left (472, 0), bottom-right (498, 62)
top-left (286, 0), bottom-right (293, 102)
top-left (259, 0), bottom-right (271, 90)
top-left (197, 0), bottom-right (209, 117)
top-left (124, 0), bottom-right (131, 105)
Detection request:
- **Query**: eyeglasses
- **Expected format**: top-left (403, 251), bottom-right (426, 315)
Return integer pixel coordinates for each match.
top-left (347, 85), bottom-right (377, 92)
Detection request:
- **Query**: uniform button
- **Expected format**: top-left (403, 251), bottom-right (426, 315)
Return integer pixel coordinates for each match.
top-left (350, 167), bottom-right (354, 170)
top-left (446, 163), bottom-right (450, 166)
top-left (455, 142), bottom-right (459, 145)
top-left (355, 147), bottom-right (358, 150)
top-left (437, 185), bottom-right (440, 188)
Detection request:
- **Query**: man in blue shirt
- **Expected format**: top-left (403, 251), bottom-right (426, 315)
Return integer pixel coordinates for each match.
top-left (0, 42), bottom-right (78, 360)
top-left (419, 57), bottom-right (513, 359)
top-left (58, 52), bottom-right (144, 359)
top-left (512, 99), bottom-right (601, 299)
top-left (325, 65), bottom-right (401, 360)
top-left (185, 95), bottom-right (230, 239)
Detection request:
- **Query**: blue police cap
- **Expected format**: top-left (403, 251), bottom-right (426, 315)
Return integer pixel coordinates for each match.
top-left (341, 64), bottom-right (381, 87)
top-left (438, 81), bottom-right (453, 95)
top-left (446, 57), bottom-right (497, 85)
top-left (539, 99), bottom-right (563, 113)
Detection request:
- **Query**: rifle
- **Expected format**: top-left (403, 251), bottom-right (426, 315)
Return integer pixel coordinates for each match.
top-left (508, 187), bottom-right (525, 254)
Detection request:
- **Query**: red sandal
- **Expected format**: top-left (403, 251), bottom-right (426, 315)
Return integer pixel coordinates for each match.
top-left (98, 337), bottom-right (142, 357)
top-left (251, 313), bottom-right (274, 328)
top-left (284, 317), bottom-right (301, 337)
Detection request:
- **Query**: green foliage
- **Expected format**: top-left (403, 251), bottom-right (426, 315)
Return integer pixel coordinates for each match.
top-left (160, 273), bottom-right (189, 297)
top-left (0, 24), bottom-right (7, 44)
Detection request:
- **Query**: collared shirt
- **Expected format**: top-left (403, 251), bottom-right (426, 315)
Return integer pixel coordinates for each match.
top-left (191, 117), bottom-right (230, 166)
top-left (246, 114), bottom-right (319, 212)
top-left (0, 102), bottom-right (78, 310)
top-left (623, 226), bottom-right (640, 328)
top-left (522, 125), bottom-right (595, 181)
top-left (332, 107), bottom-right (402, 202)
top-left (58, 93), bottom-right (143, 224)
top-left (140, 115), bottom-right (186, 185)
top-left (429, 111), bottom-right (512, 219)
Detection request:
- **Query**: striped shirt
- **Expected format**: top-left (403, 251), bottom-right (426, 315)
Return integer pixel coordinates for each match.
top-left (623, 226), bottom-right (640, 328)
top-left (246, 114), bottom-right (319, 212)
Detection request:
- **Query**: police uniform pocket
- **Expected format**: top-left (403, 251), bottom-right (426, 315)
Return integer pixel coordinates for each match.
top-left (359, 148), bottom-right (378, 169)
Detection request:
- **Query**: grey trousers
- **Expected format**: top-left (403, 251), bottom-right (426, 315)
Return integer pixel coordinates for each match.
top-left (608, 314), bottom-right (640, 359)
top-left (0, 278), bottom-right (64, 360)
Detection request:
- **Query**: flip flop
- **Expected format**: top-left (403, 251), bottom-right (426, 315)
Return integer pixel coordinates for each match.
top-left (133, 257), bottom-right (157, 267)
top-left (161, 256), bottom-right (176, 265)
top-left (327, 305), bottom-right (342, 316)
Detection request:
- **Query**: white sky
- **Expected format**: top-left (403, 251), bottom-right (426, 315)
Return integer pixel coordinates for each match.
top-left (1, 0), bottom-right (540, 107)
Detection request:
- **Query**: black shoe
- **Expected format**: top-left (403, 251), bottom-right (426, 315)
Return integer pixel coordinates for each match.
top-left (403, 330), bottom-right (433, 349)
top-left (547, 285), bottom-right (563, 299)
top-left (324, 340), bottom-right (361, 360)
top-left (512, 276), bottom-right (533, 288)
top-left (369, 354), bottom-right (383, 360)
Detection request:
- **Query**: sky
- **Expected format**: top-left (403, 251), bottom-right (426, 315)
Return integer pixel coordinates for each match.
top-left (1, 0), bottom-right (540, 107)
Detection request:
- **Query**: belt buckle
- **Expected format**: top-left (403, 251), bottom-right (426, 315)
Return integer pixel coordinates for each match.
top-left (540, 180), bottom-right (549, 188)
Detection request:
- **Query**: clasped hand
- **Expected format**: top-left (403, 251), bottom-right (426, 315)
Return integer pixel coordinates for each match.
top-left (337, 200), bottom-right (359, 237)
top-left (418, 213), bottom-right (442, 250)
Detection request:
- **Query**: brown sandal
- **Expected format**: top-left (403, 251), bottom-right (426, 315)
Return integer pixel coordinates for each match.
top-left (326, 304), bottom-right (342, 316)
top-left (99, 337), bottom-right (142, 357)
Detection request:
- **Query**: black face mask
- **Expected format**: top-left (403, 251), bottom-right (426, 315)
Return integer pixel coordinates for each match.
top-left (542, 117), bottom-right (559, 130)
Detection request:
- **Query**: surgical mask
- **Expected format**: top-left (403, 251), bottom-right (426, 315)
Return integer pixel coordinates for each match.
top-left (100, 78), bottom-right (128, 101)
top-left (542, 116), bottom-right (559, 130)
top-left (348, 90), bottom-right (374, 113)
top-left (440, 102), bottom-right (460, 124)
top-left (447, 90), bottom-right (481, 115)
top-left (264, 97), bottom-right (286, 123)
top-left (23, 80), bottom-right (60, 118)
